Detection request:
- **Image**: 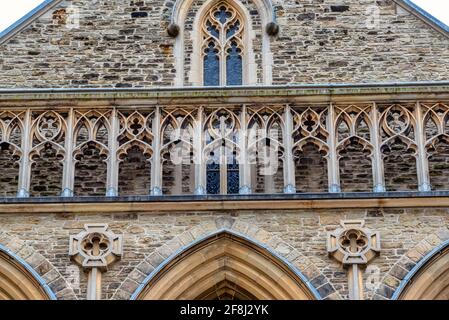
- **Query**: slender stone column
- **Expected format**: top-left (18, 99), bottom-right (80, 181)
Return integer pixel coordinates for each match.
top-left (370, 103), bottom-right (386, 192)
top-left (414, 101), bottom-right (431, 192)
top-left (106, 108), bottom-right (119, 196)
top-left (150, 106), bottom-right (162, 195)
top-left (282, 105), bottom-right (296, 193)
top-left (61, 108), bottom-right (75, 197)
top-left (17, 109), bottom-right (32, 198)
top-left (87, 266), bottom-right (102, 300)
top-left (239, 105), bottom-right (251, 194)
top-left (326, 103), bottom-right (341, 193)
top-left (219, 116), bottom-right (228, 194)
top-left (194, 107), bottom-right (206, 195)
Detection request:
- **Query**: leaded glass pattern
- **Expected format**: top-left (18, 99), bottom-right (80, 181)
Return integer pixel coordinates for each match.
top-left (201, 2), bottom-right (244, 86)
top-left (204, 108), bottom-right (241, 194)
top-left (206, 162), bottom-right (220, 194)
top-left (205, 150), bottom-right (240, 195)
top-left (227, 161), bottom-right (240, 194)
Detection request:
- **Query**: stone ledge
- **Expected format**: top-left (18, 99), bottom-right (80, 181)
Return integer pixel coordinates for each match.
top-left (1, 192), bottom-right (449, 213)
top-left (0, 82), bottom-right (449, 106)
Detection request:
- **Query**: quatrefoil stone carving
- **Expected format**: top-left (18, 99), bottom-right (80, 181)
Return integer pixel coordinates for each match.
top-left (69, 224), bottom-right (123, 271)
top-left (327, 220), bottom-right (380, 300)
top-left (327, 220), bottom-right (380, 266)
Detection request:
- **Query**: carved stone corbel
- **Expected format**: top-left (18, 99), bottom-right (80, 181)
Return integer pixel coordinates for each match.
top-left (69, 224), bottom-right (123, 300)
top-left (265, 22), bottom-right (279, 36)
top-left (167, 23), bottom-right (180, 37)
top-left (327, 220), bottom-right (380, 300)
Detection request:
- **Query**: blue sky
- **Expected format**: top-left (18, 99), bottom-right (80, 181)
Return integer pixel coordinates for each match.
top-left (0, 0), bottom-right (448, 33)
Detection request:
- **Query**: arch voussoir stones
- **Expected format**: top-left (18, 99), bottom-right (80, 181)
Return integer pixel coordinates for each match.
top-left (0, 231), bottom-right (77, 300)
top-left (374, 228), bottom-right (449, 300)
top-left (113, 217), bottom-right (340, 300)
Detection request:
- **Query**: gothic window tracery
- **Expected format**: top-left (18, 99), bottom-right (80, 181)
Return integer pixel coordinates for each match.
top-left (204, 108), bottom-right (240, 194)
top-left (201, 2), bottom-right (244, 86)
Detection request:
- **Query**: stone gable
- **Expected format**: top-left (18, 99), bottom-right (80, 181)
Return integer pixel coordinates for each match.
top-left (0, 0), bottom-right (447, 88)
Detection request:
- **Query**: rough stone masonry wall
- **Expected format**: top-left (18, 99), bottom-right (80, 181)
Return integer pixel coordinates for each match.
top-left (428, 141), bottom-right (449, 191)
top-left (0, 146), bottom-right (19, 197)
top-left (30, 146), bottom-right (64, 197)
top-left (0, 0), bottom-right (175, 88)
top-left (295, 143), bottom-right (328, 192)
top-left (339, 141), bottom-right (373, 192)
top-left (382, 140), bottom-right (418, 191)
top-left (73, 144), bottom-right (108, 196)
top-left (271, 0), bottom-right (449, 84)
top-left (118, 146), bottom-right (152, 196)
top-left (0, 0), bottom-right (449, 88)
top-left (0, 207), bottom-right (448, 300)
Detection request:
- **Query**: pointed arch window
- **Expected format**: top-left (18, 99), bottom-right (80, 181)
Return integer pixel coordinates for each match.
top-left (202, 3), bottom-right (244, 86)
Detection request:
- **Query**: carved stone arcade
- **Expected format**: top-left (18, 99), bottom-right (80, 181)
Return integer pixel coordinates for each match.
top-left (1, 101), bottom-right (449, 198)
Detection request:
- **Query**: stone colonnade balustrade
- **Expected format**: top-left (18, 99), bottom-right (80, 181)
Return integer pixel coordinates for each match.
top-left (1, 100), bottom-right (449, 197)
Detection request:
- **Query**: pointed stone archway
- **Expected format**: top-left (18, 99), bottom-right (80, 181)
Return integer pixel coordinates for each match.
top-left (132, 231), bottom-right (320, 300)
top-left (372, 228), bottom-right (449, 300)
top-left (0, 231), bottom-right (77, 300)
top-left (394, 238), bottom-right (449, 300)
top-left (114, 218), bottom-right (339, 300)
top-left (0, 245), bottom-right (55, 300)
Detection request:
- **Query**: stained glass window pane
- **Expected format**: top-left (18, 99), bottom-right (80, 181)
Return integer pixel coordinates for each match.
top-left (206, 162), bottom-right (220, 194)
top-left (226, 21), bottom-right (240, 39)
top-left (227, 160), bottom-right (239, 194)
top-left (206, 21), bottom-right (219, 39)
top-left (202, 3), bottom-right (243, 87)
top-left (204, 42), bottom-right (220, 86)
top-left (215, 6), bottom-right (232, 24)
top-left (226, 42), bottom-right (242, 86)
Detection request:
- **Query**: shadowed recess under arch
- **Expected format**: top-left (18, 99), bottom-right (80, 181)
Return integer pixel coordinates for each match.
top-left (131, 229), bottom-right (321, 300)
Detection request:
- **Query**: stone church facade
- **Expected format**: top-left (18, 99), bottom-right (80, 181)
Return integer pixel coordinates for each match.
top-left (0, 0), bottom-right (449, 300)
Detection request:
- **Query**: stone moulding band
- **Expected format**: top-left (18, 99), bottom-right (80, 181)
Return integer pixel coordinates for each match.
top-left (1, 82), bottom-right (449, 105)
top-left (0, 244), bottom-right (57, 300)
top-left (170, 0), bottom-right (276, 25)
top-left (2, 193), bottom-right (449, 214)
